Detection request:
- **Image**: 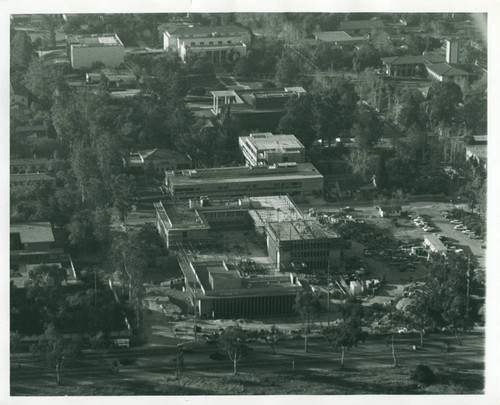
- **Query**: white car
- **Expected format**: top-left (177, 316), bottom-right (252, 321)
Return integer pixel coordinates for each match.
top-left (454, 225), bottom-right (465, 230)
top-left (423, 226), bottom-right (435, 232)
top-left (450, 220), bottom-right (462, 225)
top-left (469, 234), bottom-right (480, 239)
top-left (462, 230), bottom-right (471, 235)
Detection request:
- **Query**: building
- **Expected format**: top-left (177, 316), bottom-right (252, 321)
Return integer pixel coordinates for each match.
top-left (381, 55), bottom-right (430, 77)
top-left (425, 62), bottom-right (469, 89)
top-left (239, 132), bottom-right (305, 167)
top-left (423, 235), bottom-right (447, 256)
top-left (10, 158), bottom-right (51, 174)
top-left (210, 87), bottom-right (306, 130)
top-left (313, 31), bottom-right (368, 47)
top-left (10, 173), bottom-right (57, 187)
top-left (180, 258), bottom-right (304, 318)
top-left (163, 24), bottom-right (250, 64)
top-left (154, 195), bottom-right (303, 249)
top-left (10, 222), bottom-right (77, 288)
top-left (266, 220), bottom-right (341, 271)
top-left (377, 205), bottom-right (402, 218)
top-left (164, 162), bottom-right (323, 200)
top-left (123, 148), bottom-right (192, 174)
top-left (66, 33), bottom-right (125, 69)
top-left (338, 19), bottom-right (386, 36)
top-left (86, 68), bottom-right (137, 89)
top-left (14, 124), bottom-right (49, 138)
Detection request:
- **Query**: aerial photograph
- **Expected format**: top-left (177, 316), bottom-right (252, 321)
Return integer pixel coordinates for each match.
top-left (9, 11), bottom-right (488, 397)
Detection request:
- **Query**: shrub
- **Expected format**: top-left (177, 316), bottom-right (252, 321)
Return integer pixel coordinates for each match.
top-left (411, 364), bottom-right (435, 384)
top-left (189, 86), bottom-right (206, 96)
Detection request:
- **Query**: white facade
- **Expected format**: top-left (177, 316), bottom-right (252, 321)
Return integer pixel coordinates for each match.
top-left (68, 34), bottom-right (125, 69)
top-left (239, 133), bottom-right (305, 167)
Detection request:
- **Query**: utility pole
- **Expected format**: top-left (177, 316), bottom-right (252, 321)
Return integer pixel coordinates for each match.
top-left (466, 254), bottom-right (471, 318)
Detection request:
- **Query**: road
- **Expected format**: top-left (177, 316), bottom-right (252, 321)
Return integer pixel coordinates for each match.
top-left (11, 331), bottom-right (484, 390)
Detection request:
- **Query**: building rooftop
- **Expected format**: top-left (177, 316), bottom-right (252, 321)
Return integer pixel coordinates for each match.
top-left (267, 220), bottom-right (340, 242)
top-left (183, 259), bottom-right (303, 298)
top-left (67, 33), bottom-right (123, 47)
top-left (424, 235), bottom-right (447, 252)
top-left (10, 222), bottom-right (55, 244)
top-left (166, 24), bottom-right (249, 38)
top-left (426, 62), bottom-right (469, 77)
top-left (242, 133), bottom-right (305, 151)
top-left (382, 55), bottom-right (427, 65)
top-left (153, 201), bottom-right (210, 231)
top-left (167, 163), bottom-right (322, 185)
top-left (11, 173), bottom-right (56, 183)
top-left (10, 158), bottom-right (50, 166)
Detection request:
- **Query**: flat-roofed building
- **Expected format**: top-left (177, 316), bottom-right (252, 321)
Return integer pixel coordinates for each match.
top-left (10, 158), bottom-right (51, 174)
top-left (67, 33), bottom-right (124, 69)
top-left (164, 162), bottom-right (323, 200)
top-left (239, 132), bottom-right (305, 167)
top-left (266, 220), bottom-right (342, 271)
top-left (154, 195), bottom-right (302, 248)
top-left (180, 258), bottom-right (304, 318)
top-left (10, 222), bottom-right (55, 253)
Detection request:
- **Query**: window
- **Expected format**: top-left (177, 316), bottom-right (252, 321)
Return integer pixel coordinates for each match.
top-left (227, 40), bottom-right (232, 44)
top-left (218, 41), bottom-right (223, 44)
top-left (209, 41), bottom-right (213, 44)
top-left (191, 42), bottom-right (195, 46)
top-left (200, 42), bottom-right (205, 45)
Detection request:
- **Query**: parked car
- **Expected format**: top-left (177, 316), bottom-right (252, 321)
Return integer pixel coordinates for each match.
top-left (462, 230), bottom-right (471, 235)
top-left (423, 226), bottom-right (435, 232)
top-left (469, 234), bottom-right (480, 239)
top-left (450, 220), bottom-right (462, 225)
top-left (454, 225), bottom-right (465, 230)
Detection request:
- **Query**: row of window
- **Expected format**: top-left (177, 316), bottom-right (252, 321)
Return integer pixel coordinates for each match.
top-left (290, 250), bottom-right (330, 259)
top-left (189, 40), bottom-right (233, 46)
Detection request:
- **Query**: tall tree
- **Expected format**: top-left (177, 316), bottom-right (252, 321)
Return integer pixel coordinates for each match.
top-left (294, 291), bottom-right (321, 353)
top-left (275, 52), bottom-right (301, 87)
top-left (278, 94), bottom-right (316, 149)
top-left (30, 324), bottom-right (81, 385)
top-left (11, 31), bottom-right (33, 69)
top-left (218, 326), bottom-right (248, 375)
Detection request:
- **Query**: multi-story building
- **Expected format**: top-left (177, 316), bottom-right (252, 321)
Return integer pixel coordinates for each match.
top-left (180, 258), bottom-right (304, 318)
top-left (239, 132), bottom-right (305, 167)
top-left (164, 162), bottom-right (323, 200)
top-left (153, 195), bottom-right (303, 249)
top-left (163, 24), bottom-right (250, 64)
top-left (66, 33), bottom-right (124, 69)
top-left (266, 220), bottom-right (342, 272)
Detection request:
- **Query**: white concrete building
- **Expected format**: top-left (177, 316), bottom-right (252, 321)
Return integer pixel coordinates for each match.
top-left (67, 33), bottom-right (124, 69)
top-left (239, 132), bottom-right (305, 167)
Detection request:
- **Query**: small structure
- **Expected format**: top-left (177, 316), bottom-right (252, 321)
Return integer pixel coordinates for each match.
top-left (14, 124), bottom-right (49, 138)
top-left (10, 82), bottom-right (29, 108)
top-left (180, 258), bottom-right (304, 318)
top-left (10, 158), bottom-right (51, 174)
top-left (377, 205), bottom-right (402, 218)
top-left (66, 33), bottom-right (125, 69)
top-left (239, 132), bottom-right (305, 167)
top-left (423, 235), bottom-right (447, 256)
top-left (123, 148), bottom-right (192, 174)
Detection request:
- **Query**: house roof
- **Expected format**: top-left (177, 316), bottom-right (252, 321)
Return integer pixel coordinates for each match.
top-left (139, 148), bottom-right (191, 163)
top-left (381, 55), bottom-right (427, 65)
top-left (339, 19), bottom-right (385, 30)
top-left (10, 222), bottom-right (55, 244)
top-left (11, 173), bottom-right (56, 183)
top-left (243, 133), bottom-right (305, 151)
top-left (313, 31), bottom-right (353, 42)
top-left (426, 63), bottom-right (469, 77)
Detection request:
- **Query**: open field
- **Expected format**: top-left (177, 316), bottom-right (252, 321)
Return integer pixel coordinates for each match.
top-left (11, 330), bottom-right (484, 395)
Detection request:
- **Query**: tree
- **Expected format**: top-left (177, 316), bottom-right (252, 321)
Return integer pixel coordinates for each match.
top-left (11, 31), bottom-right (33, 69)
top-left (294, 291), bottom-right (321, 353)
top-left (346, 148), bottom-right (372, 181)
top-left (10, 331), bottom-right (22, 368)
top-left (324, 298), bottom-right (364, 368)
top-left (24, 60), bottom-right (68, 109)
top-left (30, 324), bottom-right (82, 385)
top-left (352, 45), bottom-right (381, 72)
top-left (424, 81), bottom-right (463, 127)
top-left (218, 326), bottom-right (248, 375)
top-left (278, 94), bottom-right (316, 149)
top-left (350, 109), bottom-right (384, 149)
top-left (275, 52), bottom-right (301, 86)
top-left (112, 174), bottom-right (137, 228)
top-left (260, 325), bottom-right (283, 355)
top-left (171, 346), bottom-right (184, 378)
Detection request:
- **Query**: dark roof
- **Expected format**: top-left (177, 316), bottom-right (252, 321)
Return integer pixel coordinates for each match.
top-left (426, 63), bottom-right (469, 77)
top-left (166, 24), bottom-right (249, 37)
top-left (381, 55), bottom-right (426, 65)
top-left (339, 19), bottom-right (385, 30)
